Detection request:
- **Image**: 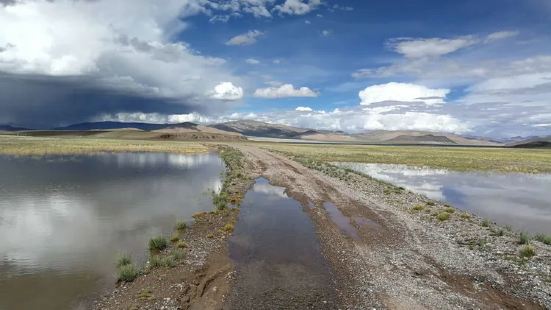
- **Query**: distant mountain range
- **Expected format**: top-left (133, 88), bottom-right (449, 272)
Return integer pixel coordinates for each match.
top-left (53, 121), bottom-right (198, 131)
top-left (0, 125), bottom-right (30, 131)
top-left (1, 120), bottom-right (550, 147)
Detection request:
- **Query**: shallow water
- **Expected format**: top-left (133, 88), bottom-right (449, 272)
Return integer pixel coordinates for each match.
top-left (0, 153), bottom-right (224, 309)
top-left (337, 162), bottom-right (551, 234)
top-left (227, 178), bottom-right (337, 308)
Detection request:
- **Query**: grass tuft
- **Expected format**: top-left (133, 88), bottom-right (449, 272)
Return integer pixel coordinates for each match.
top-left (534, 234), bottom-right (551, 245)
top-left (519, 232), bottom-right (530, 245)
top-left (170, 232), bottom-right (180, 243)
top-left (116, 254), bottom-right (132, 268)
top-left (481, 219), bottom-right (491, 227)
top-left (176, 240), bottom-right (188, 249)
top-left (118, 264), bottom-right (139, 282)
top-left (411, 204), bottom-right (425, 212)
top-left (175, 221), bottom-right (187, 231)
top-left (436, 212), bottom-right (450, 221)
top-left (444, 207), bottom-right (455, 214)
top-left (149, 236), bottom-right (168, 251)
top-left (519, 244), bottom-right (536, 258)
top-left (222, 223), bottom-right (235, 233)
top-left (171, 248), bottom-right (186, 260)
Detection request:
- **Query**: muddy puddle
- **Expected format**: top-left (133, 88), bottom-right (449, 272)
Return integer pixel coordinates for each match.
top-left (227, 178), bottom-right (338, 308)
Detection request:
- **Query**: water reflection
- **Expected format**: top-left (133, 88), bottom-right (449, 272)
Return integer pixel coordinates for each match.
top-left (337, 163), bottom-right (551, 234)
top-left (227, 178), bottom-right (337, 308)
top-left (0, 152), bottom-right (224, 309)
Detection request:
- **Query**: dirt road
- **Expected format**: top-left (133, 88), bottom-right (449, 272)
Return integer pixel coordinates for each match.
top-left (233, 144), bottom-right (550, 309)
top-left (96, 144), bottom-right (551, 309)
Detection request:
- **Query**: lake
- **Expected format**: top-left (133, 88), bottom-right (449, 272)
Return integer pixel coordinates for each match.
top-left (336, 163), bottom-right (551, 235)
top-left (0, 152), bottom-right (224, 309)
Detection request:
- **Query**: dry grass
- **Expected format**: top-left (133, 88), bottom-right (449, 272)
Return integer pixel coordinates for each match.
top-left (256, 142), bottom-right (551, 173)
top-left (0, 135), bottom-right (207, 156)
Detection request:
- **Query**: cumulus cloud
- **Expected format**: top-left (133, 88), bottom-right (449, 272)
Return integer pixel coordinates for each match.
top-left (0, 0), bottom-right (241, 126)
top-left (359, 82), bottom-right (449, 106)
top-left (210, 82), bottom-right (243, 101)
top-left (387, 36), bottom-right (478, 58)
top-left (254, 83), bottom-right (318, 98)
top-left (295, 106), bottom-right (313, 112)
top-left (274, 0), bottom-right (322, 15)
top-left (225, 30), bottom-right (264, 46)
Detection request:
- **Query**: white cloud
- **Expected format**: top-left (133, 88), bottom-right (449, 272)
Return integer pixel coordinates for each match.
top-left (225, 30), bottom-right (264, 46)
top-left (388, 36), bottom-right (478, 58)
top-left (0, 0), bottom-right (239, 106)
top-left (274, 0), bottom-right (322, 15)
top-left (359, 82), bottom-right (449, 106)
top-left (210, 82), bottom-right (243, 101)
top-left (484, 31), bottom-right (519, 43)
top-left (295, 106), bottom-right (313, 112)
top-left (245, 58), bottom-right (260, 64)
top-left (254, 83), bottom-right (318, 98)
top-left (321, 30), bottom-right (331, 37)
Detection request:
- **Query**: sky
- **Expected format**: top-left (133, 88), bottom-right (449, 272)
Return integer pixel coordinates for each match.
top-left (0, 0), bottom-right (551, 137)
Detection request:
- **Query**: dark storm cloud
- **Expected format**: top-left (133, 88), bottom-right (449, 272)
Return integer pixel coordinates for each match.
top-left (0, 73), bottom-right (198, 128)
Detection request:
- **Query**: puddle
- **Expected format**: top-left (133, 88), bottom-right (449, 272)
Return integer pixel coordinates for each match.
top-left (228, 178), bottom-right (338, 308)
top-left (323, 202), bottom-right (361, 240)
top-left (337, 162), bottom-right (551, 234)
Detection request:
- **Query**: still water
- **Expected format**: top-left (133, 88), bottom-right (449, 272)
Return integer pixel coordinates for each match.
top-left (227, 178), bottom-right (337, 308)
top-left (336, 163), bottom-right (551, 235)
top-left (0, 153), bottom-right (224, 309)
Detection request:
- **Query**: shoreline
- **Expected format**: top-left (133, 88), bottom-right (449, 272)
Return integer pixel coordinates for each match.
top-left (2, 137), bottom-right (549, 308)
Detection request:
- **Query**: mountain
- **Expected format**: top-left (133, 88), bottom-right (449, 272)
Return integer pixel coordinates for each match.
top-left (54, 121), bottom-right (198, 131)
top-left (509, 136), bottom-right (551, 148)
top-left (0, 125), bottom-right (30, 131)
top-left (211, 120), bottom-right (316, 138)
top-left (346, 130), bottom-right (502, 146)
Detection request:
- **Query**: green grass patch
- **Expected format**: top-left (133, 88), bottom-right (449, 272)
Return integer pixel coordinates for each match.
top-left (411, 204), bottom-right (425, 212)
top-left (535, 234), bottom-right (551, 245)
top-left (116, 254), bottom-right (132, 268)
top-left (118, 264), bottom-right (139, 282)
top-left (519, 232), bottom-right (531, 245)
top-left (149, 236), bottom-right (168, 251)
top-left (222, 223), bottom-right (235, 233)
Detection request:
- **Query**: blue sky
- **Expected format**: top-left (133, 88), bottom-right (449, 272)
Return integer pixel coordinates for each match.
top-left (0, 0), bottom-right (550, 137)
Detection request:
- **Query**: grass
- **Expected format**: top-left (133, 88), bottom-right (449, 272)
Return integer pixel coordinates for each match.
top-left (535, 234), bottom-right (551, 245)
top-left (519, 232), bottom-right (531, 245)
top-left (519, 244), bottom-right (536, 258)
top-left (118, 264), bottom-right (139, 282)
top-left (149, 255), bottom-right (176, 269)
top-left (171, 249), bottom-right (186, 260)
top-left (176, 240), bottom-right (188, 248)
top-left (222, 223), bottom-right (235, 233)
top-left (175, 221), bottom-right (187, 231)
top-left (149, 236), bottom-right (168, 251)
top-left (170, 232), bottom-right (180, 243)
top-left (259, 142), bottom-right (551, 173)
top-left (436, 212), bottom-right (451, 221)
top-left (411, 204), bottom-right (425, 212)
top-left (482, 219), bottom-right (491, 227)
top-left (116, 254), bottom-right (132, 268)
top-left (0, 135), bottom-right (208, 156)
top-left (444, 207), bottom-right (455, 214)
